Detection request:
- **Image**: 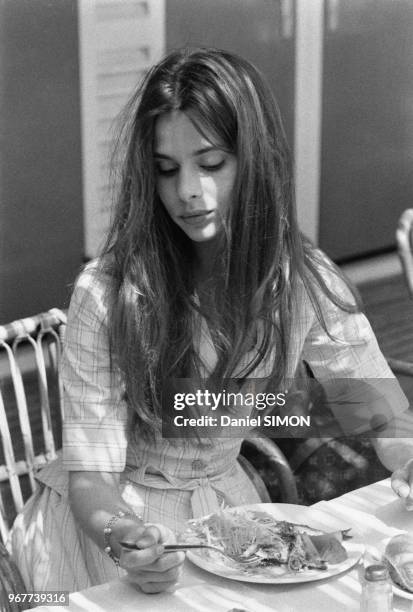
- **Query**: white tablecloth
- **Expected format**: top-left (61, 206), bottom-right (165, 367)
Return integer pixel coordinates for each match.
top-left (30, 479), bottom-right (413, 612)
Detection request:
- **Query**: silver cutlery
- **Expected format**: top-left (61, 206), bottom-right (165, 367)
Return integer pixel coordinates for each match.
top-left (120, 540), bottom-right (261, 565)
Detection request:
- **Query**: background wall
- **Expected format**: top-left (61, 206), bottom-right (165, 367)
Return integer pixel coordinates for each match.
top-left (319, 0), bottom-right (413, 261)
top-left (166, 0), bottom-right (296, 149)
top-left (1, 0), bottom-right (413, 323)
top-left (0, 0), bottom-right (83, 322)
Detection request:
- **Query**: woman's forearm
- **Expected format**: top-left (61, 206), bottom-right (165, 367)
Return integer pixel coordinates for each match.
top-left (68, 471), bottom-right (144, 559)
top-left (68, 471), bottom-right (184, 592)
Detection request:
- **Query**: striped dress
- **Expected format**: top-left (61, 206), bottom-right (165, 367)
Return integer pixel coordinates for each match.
top-left (10, 258), bottom-right (408, 591)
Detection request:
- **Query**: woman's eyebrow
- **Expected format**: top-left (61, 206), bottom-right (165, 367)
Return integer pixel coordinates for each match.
top-left (154, 146), bottom-right (221, 159)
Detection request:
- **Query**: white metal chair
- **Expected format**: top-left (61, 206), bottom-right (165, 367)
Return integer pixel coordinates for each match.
top-left (0, 308), bottom-right (67, 544)
top-left (0, 308), bottom-right (66, 611)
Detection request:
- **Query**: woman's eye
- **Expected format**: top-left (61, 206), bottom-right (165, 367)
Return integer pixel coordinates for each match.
top-left (156, 164), bottom-right (178, 176)
top-left (200, 160), bottom-right (225, 172)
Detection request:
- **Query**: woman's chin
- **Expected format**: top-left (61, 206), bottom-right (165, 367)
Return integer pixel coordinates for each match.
top-left (184, 225), bottom-right (222, 243)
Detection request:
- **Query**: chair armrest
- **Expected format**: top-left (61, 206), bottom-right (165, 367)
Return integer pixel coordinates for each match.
top-left (397, 208), bottom-right (413, 298)
top-left (387, 357), bottom-right (413, 377)
top-left (238, 454), bottom-right (272, 503)
top-left (242, 437), bottom-right (299, 504)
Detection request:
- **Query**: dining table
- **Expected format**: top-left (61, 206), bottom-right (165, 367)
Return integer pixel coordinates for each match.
top-left (29, 478), bottom-right (413, 612)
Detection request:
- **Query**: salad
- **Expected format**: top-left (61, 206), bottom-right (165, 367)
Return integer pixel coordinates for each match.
top-left (180, 507), bottom-right (348, 574)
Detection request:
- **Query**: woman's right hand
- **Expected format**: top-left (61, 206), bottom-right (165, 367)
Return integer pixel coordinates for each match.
top-left (68, 472), bottom-right (184, 592)
top-left (118, 523), bottom-right (185, 594)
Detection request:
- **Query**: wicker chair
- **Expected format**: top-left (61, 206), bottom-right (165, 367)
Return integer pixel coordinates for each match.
top-left (0, 308), bottom-right (297, 605)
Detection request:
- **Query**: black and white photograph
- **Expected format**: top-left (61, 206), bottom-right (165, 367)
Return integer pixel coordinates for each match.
top-left (1, 1), bottom-right (413, 611)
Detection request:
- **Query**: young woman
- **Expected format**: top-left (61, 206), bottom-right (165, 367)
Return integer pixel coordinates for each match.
top-left (11, 47), bottom-right (413, 594)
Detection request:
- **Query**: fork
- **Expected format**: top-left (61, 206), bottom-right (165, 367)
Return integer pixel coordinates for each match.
top-left (120, 540), bottom-right (261, 565)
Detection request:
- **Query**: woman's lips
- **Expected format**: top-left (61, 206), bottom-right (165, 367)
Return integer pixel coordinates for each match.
top-left (181, 210), bottom-right (214, 226)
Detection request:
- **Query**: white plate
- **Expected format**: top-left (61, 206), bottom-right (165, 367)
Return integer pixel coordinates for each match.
top-left (391, 582), bottom-right (413, 601)
top-left (186, 503), bottom-right (364, 584)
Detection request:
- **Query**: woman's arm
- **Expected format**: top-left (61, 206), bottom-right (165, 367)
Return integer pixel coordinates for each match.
top-left (300, 265), bottom-right (413, 507)
top-left (68, 470), bottom-right (143, 554)
top-left (371, 414), bottom-right (413, 510)
top-left (62, 268), bottom-right (185, 592)
top-left (69, 470), bottom-right (185, 593)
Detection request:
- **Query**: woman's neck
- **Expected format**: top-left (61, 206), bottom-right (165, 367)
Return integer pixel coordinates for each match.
top-left (193, 237), bottom-right (223, 285)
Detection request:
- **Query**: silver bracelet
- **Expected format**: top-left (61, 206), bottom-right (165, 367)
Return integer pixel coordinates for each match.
top-left (103, 510), bottom-right (143, 565)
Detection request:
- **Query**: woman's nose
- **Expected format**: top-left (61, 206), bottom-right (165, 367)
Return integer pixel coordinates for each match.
top-left (177, 166), bottom-right (202, 202)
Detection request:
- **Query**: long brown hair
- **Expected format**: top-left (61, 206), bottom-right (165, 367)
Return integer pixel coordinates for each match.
top-left (99, 47), bottom-right (360, 438)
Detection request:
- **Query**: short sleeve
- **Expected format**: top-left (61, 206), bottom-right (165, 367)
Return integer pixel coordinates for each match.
top-left (302, 293), bottom-right (394, 379)
top-left (300, 270), bottom-right (409, 434)
top-left (61, 262), bottom-right (129, 471)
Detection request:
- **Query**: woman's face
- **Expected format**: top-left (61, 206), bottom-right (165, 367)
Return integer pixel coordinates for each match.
top-left (154, 111), bottom-right (237, 243)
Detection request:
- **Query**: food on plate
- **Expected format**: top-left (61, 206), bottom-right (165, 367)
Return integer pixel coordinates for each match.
top-left (180, 507), bottom-right (348, 573)
top-left (383, 533), bottom-right (413, 593)
top-left (309, 533), bottom-right (348, 563)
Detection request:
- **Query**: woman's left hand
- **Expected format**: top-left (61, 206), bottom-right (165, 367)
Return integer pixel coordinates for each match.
top-left (391, 458), bottom-right (413, 510)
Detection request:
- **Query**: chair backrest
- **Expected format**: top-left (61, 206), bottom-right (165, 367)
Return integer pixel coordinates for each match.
top-left (0, 309), bottom-right (66, 543)
top-left (396, 208), bottom-right (413, 298)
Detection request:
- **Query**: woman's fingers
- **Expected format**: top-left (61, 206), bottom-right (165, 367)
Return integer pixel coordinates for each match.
top-left (126, 563), bottom-right (183, 585)
top-left (118, 522), bottom-right (185, 593)
top-left (145, 550), bottom-right (186, 572)
top-left (121, 542), bottom-right (165, 568)
top-left (134, 526), bottom-right (161, 549)
top-left (392, 471), bottom-right (410, 497)
top-left (145, 522), bottom-right (177, 545)
top-left (131, 523), bottom-right (176, 548)
top-left (392, 460), bottom-right (413, 509)
top-left (124, 551), bottom-right (184, 593)
top-left (122, 547), bottom-right (185, 572)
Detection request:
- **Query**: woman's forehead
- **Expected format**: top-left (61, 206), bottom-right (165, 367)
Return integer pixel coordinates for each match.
top-left (154, 110), bottom-right (222, 156)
